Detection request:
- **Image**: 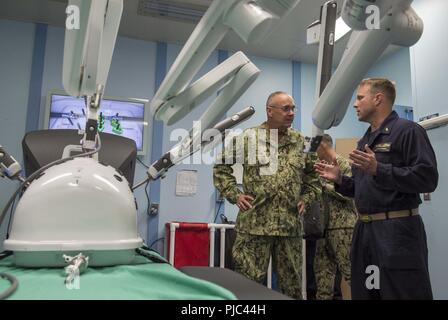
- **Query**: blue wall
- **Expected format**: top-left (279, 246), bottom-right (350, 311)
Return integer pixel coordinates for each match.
top-left (156, 44), bottom-right (220, 252)
top-left (0, 20), bottom-right (35, 249)
top-left (410, 0), bottom-right (448, 300)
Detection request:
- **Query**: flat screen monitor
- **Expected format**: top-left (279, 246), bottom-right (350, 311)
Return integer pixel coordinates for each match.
top-left (43, 91), bottom-right (149, 155)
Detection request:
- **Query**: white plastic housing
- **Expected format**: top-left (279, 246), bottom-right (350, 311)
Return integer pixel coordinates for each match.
top-left (224, 1), bottom-right (274, 43)
top-left (158, 51), bottom-right (259, 126)
top-left (419, 114), bottom-right (448, 130)
top-left (63, 0), bottom-right (123, 97)
top-left (150, 0), bottom-right (301, 124)
top-left (4, 157), bottom-right (143, 267)
top-left (312, 0), bottom-right (422, 131)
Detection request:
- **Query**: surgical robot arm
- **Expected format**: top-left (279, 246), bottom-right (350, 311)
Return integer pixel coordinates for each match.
top-left (62, 1), bottom-right (301, 184)
top-left (63, 0), bottom-right (123, 150)
top-left (0, 145), bottom-right (23, 181)
top-left (141, 106), bottom-right (255, 185)
top-left (150, 0), bottom-right (301, 125)
top-left (311, 0), bottom-right (423, 135)
top-left (142, 0), bottom-right (301, 182)
top-left (418, 114), bottom-right (448, 130)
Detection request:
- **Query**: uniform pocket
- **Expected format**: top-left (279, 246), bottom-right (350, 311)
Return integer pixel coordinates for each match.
top-left (374, 148), bottom-right (404, 167)
top-left (393, 215), bottom-right (419, 239)
top-left (374, 150), bottom-right (392, 164)
top-left (378, 217), bottom-right (426, 270)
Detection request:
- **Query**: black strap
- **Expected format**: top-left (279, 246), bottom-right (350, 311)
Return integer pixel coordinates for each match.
top-left (326, 227), bottom-right (355, 231)
top-left (0, 251), bottom-right (13, 261)
top-left (136, 247), bottom-right (170, 265)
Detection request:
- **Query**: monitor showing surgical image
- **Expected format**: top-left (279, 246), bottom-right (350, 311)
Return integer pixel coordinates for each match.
top-left (45, 92), bottom-right (148, 154)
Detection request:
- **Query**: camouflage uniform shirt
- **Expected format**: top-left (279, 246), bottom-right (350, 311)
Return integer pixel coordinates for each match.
top-left (321, 155), bottom-right (357, 230)
top-left (213, 122), bottom-right (321, 236)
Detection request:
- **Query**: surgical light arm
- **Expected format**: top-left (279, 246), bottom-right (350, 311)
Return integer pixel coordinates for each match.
top-left (63, 0), bottom-right (123, 150)
top-left (311, 0), bottom-right (423, 133)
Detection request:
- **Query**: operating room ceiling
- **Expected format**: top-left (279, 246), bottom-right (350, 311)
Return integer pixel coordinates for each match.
top-left (0, 0), bottom-right (400, 65)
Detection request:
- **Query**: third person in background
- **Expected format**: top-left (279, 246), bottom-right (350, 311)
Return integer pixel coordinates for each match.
top-left (314, 134), bottom-right (357, 300)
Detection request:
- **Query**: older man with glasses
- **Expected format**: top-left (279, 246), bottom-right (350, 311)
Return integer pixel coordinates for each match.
top-left (213, 91), bottom-right (321, 299)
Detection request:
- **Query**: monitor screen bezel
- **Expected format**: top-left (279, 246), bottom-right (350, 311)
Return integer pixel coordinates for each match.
top-left (43, 89), bottom-right (149, 156)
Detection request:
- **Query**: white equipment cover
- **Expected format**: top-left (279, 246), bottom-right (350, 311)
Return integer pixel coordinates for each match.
top-left (4, 158), bottom-right (143, 267)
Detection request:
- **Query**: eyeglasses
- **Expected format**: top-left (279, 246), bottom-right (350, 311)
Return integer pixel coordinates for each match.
top-left (269, 105), bottom-right (296, 113)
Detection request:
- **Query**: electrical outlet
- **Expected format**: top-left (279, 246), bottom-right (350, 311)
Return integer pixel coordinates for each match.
top-left (149, 203), bottom-right (159, 215)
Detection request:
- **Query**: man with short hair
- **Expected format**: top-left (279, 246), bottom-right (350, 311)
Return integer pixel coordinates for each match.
top-left (315, 78), bottom-right (438, 299)
top-left (213, 91), bottom-right (321, 299)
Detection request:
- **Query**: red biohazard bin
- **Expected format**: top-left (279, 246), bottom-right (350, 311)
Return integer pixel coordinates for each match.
top-left (165, 222), bottom-right (210, 268)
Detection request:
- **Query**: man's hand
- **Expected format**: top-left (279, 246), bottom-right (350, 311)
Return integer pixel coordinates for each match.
top-left (297, 200), bottom-right (305, 216)
top-left (349, 144), bottom-right (377, 176)
top-left (314, 160), bottom-right (342, 184)
top-left (236, 194), bottom-right (254, 211)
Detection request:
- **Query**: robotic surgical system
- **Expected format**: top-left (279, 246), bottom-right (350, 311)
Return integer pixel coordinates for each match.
top-left (1, 0), bottom-right (447, 297)
top-left (0, 0), bottom-right (302, 282)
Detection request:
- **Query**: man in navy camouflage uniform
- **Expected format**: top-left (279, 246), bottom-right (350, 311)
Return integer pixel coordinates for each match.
top-left (213, 91), bottom-right (321, 299)
top-left (315, 78), bottom-right (438, 299)
top-left (314, 134), bottom-right (357, 300)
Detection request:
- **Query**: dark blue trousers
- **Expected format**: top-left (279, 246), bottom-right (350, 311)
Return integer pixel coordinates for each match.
top-left (350, 215), bottom-right (433, 300)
